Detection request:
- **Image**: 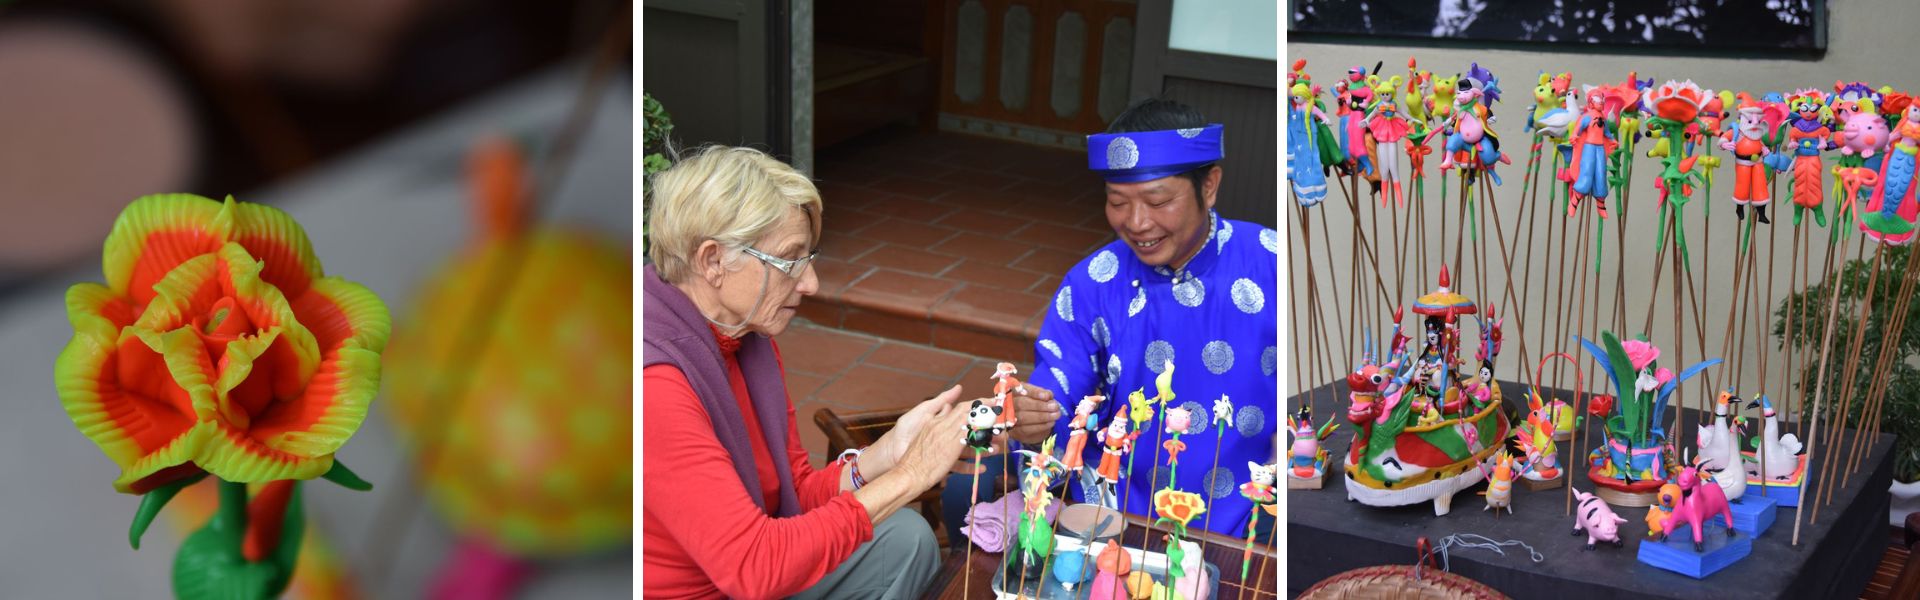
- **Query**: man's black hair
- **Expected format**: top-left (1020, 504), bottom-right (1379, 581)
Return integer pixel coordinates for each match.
top-left (1105, 98), bottom-right (1216, 200)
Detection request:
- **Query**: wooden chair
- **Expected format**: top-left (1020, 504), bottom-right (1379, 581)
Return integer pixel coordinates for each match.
top-left (812, 407), bottom-right (947, 540)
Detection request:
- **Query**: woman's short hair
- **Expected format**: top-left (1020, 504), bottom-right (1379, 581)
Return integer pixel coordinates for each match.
top-left (647, 145), bottom-right (821, 282)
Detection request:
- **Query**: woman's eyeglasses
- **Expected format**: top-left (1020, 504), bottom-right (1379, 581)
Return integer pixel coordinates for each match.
top-left (741, 245), bottom-right (819, 277)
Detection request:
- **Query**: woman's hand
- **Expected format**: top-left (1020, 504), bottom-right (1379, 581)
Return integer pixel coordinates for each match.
top-left (851, 398), bottom-right (973, 524)
top-left (895, 402), bottom-right (977, 490)
top-left (865, 385), bottom-right (967, 479)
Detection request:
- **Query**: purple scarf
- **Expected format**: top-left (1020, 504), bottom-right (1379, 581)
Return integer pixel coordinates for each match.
top-left (642, 265), bottom-right (803, 517)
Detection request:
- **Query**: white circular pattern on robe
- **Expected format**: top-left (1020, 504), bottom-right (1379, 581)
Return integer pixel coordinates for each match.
top-left (1088, 250), bottom-right (1119, 283)
top-left (1107, 355), bottom-right (1123, 386)
top-left (1040, 339), bottom-right (1063, 360)
top-left (1179, 401), bottom-right (1209, 435)
top-left (1107, 137), bottom-right (1140, 169)
top-left (1202, 341), bottom-right (1234, 375)
top-left (1217, 220), bottom-right (1234, 254)
top-left (1236, 405), bottom-right (1267, 438)
top-left (1177, 127), bottom-right (1204, 138)
top-left (1091, 317), bottom-right (1111, 348)
top-left (1204, 466), bottom-right (1237, 499)
top-left (1231, 278), bottom-right (1265, 314)
top-left (1146, 341), bottom-right (1175, 373)
top-left (1055, 286), bottom-right (1075, 322)
top-left (1261, 346), bottom-right (1277, 377)
top-left (1128, 287), bottom-right (1147, 317)
top-left (1173, 277), bottom-right (1206, 307)
top-left (1259, 228), bottom-right (1279, 254)
top-left (1052, 367), bottom-right (1071, 397)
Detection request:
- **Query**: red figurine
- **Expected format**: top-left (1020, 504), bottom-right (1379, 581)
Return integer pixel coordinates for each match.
top-left (1062, 394), bottom-right (1106, 471)
top-left (1095, 417), bottom-right (1140, 484)
top-left (992, 362), bottom-right (1026, 428)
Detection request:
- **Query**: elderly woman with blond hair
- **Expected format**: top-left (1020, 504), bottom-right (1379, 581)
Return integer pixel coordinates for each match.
top-left (641, 146), bottom-right (975, 600)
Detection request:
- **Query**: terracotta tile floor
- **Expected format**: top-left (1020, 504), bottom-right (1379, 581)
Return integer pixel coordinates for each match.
top-left (780, 127), bottom-right (1116, 466)
top-left (804, 127), bottom-right (1115, 361)
top-left (777, 320), bottom-right (1032, 466)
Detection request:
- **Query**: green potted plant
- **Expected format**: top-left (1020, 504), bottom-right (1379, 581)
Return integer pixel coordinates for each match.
top-left (642, 93), bottom-right (674, 257)
top-left (1775, 243), bottom-right (1920, 524)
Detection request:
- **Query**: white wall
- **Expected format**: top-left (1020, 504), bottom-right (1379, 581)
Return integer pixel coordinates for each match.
top-left (1285, 2), bottom-right (1920, 424)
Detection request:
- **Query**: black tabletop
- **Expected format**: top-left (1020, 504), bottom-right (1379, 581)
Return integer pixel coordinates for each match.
top-left (1287, 379), bottom-right (1893, 600)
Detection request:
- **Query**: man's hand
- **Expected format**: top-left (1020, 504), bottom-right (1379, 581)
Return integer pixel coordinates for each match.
top-left (1007, 380), bottom-right (1062, 444)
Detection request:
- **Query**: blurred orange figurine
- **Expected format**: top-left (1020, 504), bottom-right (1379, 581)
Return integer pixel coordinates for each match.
top-left (992, 362), bottom-right (1026, 427)
top-left (386, 135), bottom-right (633, 600)
top-left (1062, 394), bottom-right (1106, 470)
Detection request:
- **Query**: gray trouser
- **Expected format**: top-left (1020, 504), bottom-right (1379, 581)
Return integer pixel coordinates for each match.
top-left (790, 512), bottom-right (940, 600)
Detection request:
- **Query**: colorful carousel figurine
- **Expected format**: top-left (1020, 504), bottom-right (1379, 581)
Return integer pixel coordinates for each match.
top-left (1344, 268), bottom-right (1510, 515)
top-left (1575, 332), bottom-right (1720, 507)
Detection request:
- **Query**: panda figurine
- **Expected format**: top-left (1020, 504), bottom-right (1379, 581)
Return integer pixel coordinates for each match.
top-left (964, 399), bottom-right (1008, 450)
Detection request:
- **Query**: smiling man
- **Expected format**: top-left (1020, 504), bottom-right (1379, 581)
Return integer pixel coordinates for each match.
top-left (1032, 98), bottom-right (1278, 536)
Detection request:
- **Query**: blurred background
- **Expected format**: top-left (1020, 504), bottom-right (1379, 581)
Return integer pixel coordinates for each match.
top-left (0, 0), bottom-right (632, 597)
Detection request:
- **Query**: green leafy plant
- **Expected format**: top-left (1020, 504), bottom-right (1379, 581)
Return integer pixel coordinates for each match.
top-left (1775, 243), bottom-right (1920, 482)
top-left (642, 94), bottom-right (675, 255)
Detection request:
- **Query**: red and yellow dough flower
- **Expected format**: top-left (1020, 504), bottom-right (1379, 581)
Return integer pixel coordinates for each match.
top-left (1153, 489), bottom-right (1206, 529)
top-left (56, 194), bottom-right (389, 494)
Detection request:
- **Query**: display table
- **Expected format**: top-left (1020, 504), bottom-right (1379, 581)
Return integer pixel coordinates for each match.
top-left (1288, 380), bottom-right (1893, 599)
top-left (924, 511), bottom-right (1280, 599)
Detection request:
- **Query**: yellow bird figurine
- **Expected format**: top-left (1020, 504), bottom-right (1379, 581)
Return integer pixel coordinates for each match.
top-left (1128, 389), bottom-right (1155, 426)
top-left (1154, 360), bottom-right (1177, 406)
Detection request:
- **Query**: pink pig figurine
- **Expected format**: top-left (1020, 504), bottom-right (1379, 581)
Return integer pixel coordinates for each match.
top-left (1572, 488), bottom-right (1629, 550)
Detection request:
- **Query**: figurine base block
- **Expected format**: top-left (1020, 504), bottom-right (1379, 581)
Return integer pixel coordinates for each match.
top-left (1743, 452), bottom-right (1808, 507)
top-left (1288, 472), bottom-right (1324, 490)
top-left (1522, 474), bottom-right (1564, 491)
top-left (1637, 523), bottom-right (1751, 579)
top-left (1728, 495), bottom-right (1777, 537)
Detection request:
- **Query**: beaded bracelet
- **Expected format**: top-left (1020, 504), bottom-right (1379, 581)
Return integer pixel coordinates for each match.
top-left (838, 448), bottom-right (867, 490)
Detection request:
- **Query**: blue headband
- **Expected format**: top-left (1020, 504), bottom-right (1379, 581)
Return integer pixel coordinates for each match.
top-left (1086, 124), bottom-right (1225, 183)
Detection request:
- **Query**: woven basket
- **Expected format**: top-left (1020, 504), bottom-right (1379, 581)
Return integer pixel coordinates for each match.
top-left (1300, 565), bottom-right (1509, 600)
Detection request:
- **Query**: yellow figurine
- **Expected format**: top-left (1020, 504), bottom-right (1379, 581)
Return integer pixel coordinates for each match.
top-left (1128, 389), bottom-right (1155, 426)
top-left (1153, 359), bottom-right (1177, 406)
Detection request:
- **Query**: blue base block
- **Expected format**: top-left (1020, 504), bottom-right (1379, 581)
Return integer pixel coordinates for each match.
top-left (1728, 495), bottom-right (1777, 537)
top-left (1748, 479), bottom-right (1803, 507)
top-left (1637, 523), bottom-right (1751, 579)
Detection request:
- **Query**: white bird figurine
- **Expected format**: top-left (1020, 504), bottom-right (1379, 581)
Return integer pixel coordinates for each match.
top-left (1747, 395), bottom-right (1803, 481)
top-left (1695, 389), bottom-right (1740, 472)
top-left (1532, 91), bottom-right (1577, 141)
top-left (1703, 454), bottom-right (1746, 501)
